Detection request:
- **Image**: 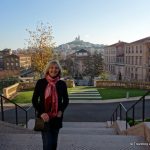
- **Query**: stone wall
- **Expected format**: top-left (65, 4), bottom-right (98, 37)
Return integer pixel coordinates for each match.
top-left (2, 79), bottom-right (75, 100)
top-left (3, 83), bottom-right (19, 99)
top-left (94, 80), bottom-right (150, 89)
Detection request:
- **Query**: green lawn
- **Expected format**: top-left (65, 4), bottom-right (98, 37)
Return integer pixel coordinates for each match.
top-left (97, 88), bottom-right (148, 100)
top-left (13, 91), bottom-right (33, 103)
top-left (12, 87), bottom-right (149, 103)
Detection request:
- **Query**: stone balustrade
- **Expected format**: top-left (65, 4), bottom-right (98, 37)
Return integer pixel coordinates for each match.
top-left (114, 121), bottom-right (150, 143)
top-left (64, 80), bottom-right (75, 88)
top-left (94, 80), bottom-right (150, 89)
top-left (2, 79), bottom-right (75, 100)
top-left (3, 83), bottom-right (19, 99)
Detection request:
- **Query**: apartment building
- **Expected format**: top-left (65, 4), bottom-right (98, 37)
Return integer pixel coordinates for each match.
top-left (0, 49), bottom-right (12, 70)
top-left (4, 54), bottom-right (31, 70)
top-left (104, 41), bottom-right (126, 80)
top-left (104, 37), bottom-right (150, 82)
top-left (17, 54), bottom-right (31, 69)
top-left (125, 37), bottom-right (150, 82)
top-left (4, 54), bottom-right (20, 70)
top-left (67, 49), bottom-right (90, 77)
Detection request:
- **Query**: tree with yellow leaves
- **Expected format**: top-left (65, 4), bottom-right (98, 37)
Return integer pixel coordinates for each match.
top-left (26, 22), bottom-right (55, 77)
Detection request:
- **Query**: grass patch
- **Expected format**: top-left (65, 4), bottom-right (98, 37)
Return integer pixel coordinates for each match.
top-left (12, 91), bottom-right (33, 103)
top-left (97, 88), bottom-right (147, 100)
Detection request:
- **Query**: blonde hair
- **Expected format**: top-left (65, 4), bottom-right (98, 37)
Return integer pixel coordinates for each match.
top-left (44, 60), bottom-right (62, 77)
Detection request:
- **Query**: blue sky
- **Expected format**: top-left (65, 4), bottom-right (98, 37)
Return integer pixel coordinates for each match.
top-left (0, 0), bottom-right (150, 49)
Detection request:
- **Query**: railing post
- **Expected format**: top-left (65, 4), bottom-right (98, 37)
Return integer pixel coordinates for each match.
top-left (126, 112), bottom-right (128, 129)
top-left (25, 111), bottom-right (28, 128)
top-left (116, 110), bottom-right (118, 120)
top-left (15, 105), bottom-right (18, 125)
top-left (120, 104), bottom-right (122, 120)
top-left (132, 106), bottom-right (135, 126)
top-left (0, 96), bottom-right (4, 121)
top-left (142, 98), bottom-right (145, 122)
top-left (113, 115), bottom-right (115, 122)
top-left (35, 109), bottom-right (36, 118)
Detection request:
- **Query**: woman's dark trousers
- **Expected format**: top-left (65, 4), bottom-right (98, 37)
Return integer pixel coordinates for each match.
top-left (41, 128), bottom-right (59, 150)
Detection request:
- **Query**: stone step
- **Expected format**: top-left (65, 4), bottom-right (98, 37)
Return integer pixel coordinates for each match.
top-left (69, 100), bottom-right (101, 103)
top-left (69, 91), bottom-right (99, 94)
top-left (69, 95), bottom-right (101, 98)
top-left (0, 133), bottom-right (42, 150)
top-left (63, 122), bottom-right (107, 128)
top-left (60, 127), bottom-right (116, 135)
top-left (70, 91), bottom-right (98, 93)
top-left (69, 97), bottom-right (101, 100)
top-left (0, 120), bottom-right (35, 134)
top-left (0, 133), bottom-right (149, 150)
top-left (58, 134), bottom-right (150, 150)
top-left (27, 120), bottom-right (107, 130)
top-left (69, 89), bottom-right (97, 91)
top-left (69, 93), bottom-right (100, 96)
top-left (0, 120), bottom-right (149, 150)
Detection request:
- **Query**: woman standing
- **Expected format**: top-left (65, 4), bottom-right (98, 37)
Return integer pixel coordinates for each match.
top-left (32, 60), bottom-right (69, 150)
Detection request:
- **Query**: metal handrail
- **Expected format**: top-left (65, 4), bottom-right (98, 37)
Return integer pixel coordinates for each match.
top-left (0, 94), bottom-right (33, 128)
top-left (111, 103), bottom-right (127, 127)
top-left (126, 90), bottom-right (150, 126)
top-left (110, 90), bottom-right (150, 129)
top-left (127, 90), bottom-right (150, 112)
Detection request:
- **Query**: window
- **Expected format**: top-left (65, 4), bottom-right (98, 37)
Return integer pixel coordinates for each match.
top-left (135, 74), bottom-right (138, 80)
top-left (132, 46), bottom-right (134, 53)
top-left (139, 56), bottom-right (142, 65)
top-left (140, 45), bottom-right (142, 53)
top-left (136, 46), bottom-right (138, 53)
top-left (135, 56), bottom-right (138, 65)
top-left (132, 56), bottom-right (134, 65)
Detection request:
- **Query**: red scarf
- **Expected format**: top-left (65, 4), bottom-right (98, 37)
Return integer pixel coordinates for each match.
top-left (45, 75), bottom-right (60, 119)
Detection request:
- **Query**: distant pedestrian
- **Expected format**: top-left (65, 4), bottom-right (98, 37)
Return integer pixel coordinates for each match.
top-left (32, 60), bottom-right (69, 150)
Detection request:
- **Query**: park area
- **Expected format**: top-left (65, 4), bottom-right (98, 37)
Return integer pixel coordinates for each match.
top-left (11, 86), bottom-right (148, 103)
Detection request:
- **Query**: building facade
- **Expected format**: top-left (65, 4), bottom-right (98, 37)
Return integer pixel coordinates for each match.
top-left (104, 41), bottom-right (126, 80)
top-left (125, 37), bottom-right (150, 82)
top-left (0, 49), bottom-right (12, 70)
top-left (17, 54), bottom-right (31, 69)
top-left (4, 54), bottom-right (20, 70)
top-left (0, 49), bottom-right (32, 71)
top-left (67, 49), bottom-right (90, 78)
top-left (104, 37), bottom-right (150, 82)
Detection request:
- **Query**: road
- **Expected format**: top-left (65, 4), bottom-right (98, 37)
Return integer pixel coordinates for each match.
top-left (0, 99), bottom-right (150, 125)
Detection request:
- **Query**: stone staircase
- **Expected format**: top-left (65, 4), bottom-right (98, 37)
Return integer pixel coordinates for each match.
top-left (0, 120), bottom-right (42, 150)
top-left (69, 87), bottom-right (102, 101)
top-left (58, 122), bottom-right (150, 150)
top-left (0, 120), bottom-right (150, 150)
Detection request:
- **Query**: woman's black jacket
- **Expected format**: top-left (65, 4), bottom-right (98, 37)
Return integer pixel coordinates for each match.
top-left (32, 78), bottom-right (69, 129)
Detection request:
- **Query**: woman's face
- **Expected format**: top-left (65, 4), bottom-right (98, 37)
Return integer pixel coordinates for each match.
top-left (48, 63), bottom-right (60, 78)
